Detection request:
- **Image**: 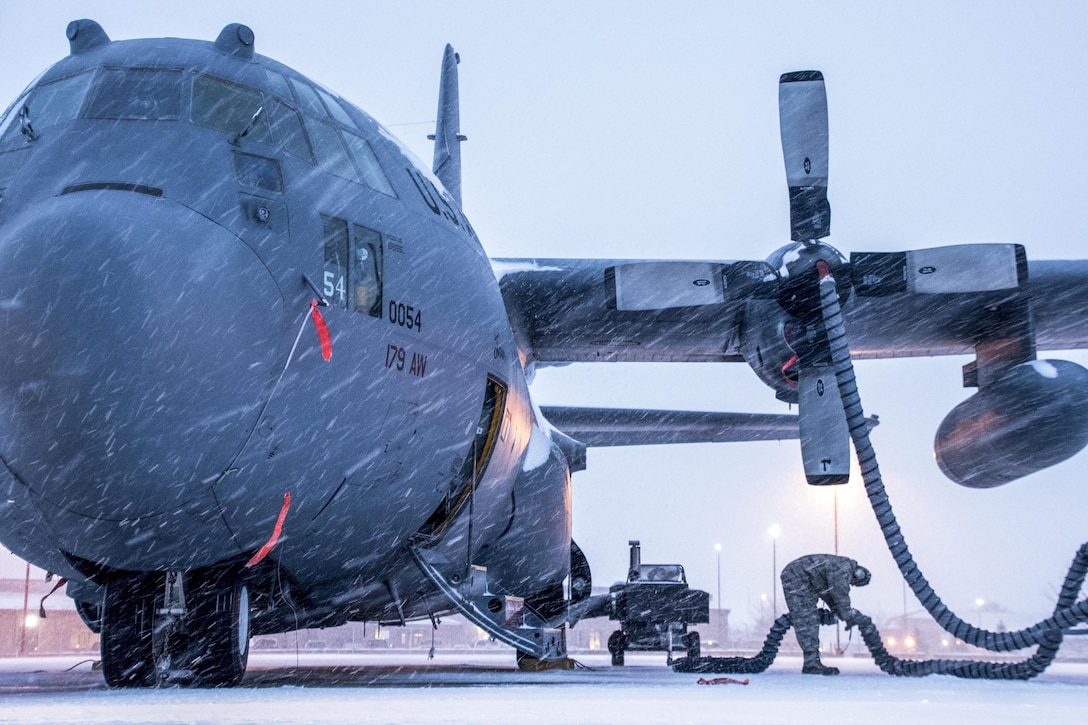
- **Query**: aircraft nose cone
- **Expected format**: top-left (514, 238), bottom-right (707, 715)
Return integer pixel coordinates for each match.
top-left (0, 191), bottom-right (283, 521)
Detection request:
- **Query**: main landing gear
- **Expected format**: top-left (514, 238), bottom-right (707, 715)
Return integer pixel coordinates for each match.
top-left (100, 568), bottom-right (251, 688)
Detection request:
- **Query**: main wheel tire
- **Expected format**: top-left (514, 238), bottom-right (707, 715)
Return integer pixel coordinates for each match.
top-left (188, 571), bottom-right (250, 687)
top-left (683, 631), bottom-right (701, 659)
top-left (101, 573), bottom-right (159, 688)
top-left (607, 630), bottom-right (626, 667)
top-left (570, 541), bottom-right (592, 605)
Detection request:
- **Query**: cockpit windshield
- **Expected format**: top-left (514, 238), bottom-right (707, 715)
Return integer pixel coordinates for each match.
top-left (0, 70), bottom-right (95, 148)
top-left (85, 68), bottom-right (184, 120)
top-left (0, 63), bottom-right (397, 198)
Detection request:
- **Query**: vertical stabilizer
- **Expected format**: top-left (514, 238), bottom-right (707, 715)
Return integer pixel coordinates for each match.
top-left (431, 44), bottom-right (466, 207)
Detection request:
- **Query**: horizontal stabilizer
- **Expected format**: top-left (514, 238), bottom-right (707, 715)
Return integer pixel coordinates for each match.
top-left (540, 407), bottom-right (801, 447)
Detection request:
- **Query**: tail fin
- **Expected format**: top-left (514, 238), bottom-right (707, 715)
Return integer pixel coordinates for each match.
top-left (430, 44), bottom-right (467, 207)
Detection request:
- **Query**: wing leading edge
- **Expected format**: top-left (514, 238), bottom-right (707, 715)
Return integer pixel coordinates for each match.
top-left (495, 257), bottom-right (1088, 367)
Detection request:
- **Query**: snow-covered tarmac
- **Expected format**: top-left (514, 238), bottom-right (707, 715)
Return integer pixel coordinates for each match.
top-left (2, 652), bottom-right (1087, 724)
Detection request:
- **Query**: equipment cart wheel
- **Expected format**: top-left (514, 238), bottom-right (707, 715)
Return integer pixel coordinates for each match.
top-left (683, 631), bottom-right (701, 659)
top-left (608, 630), bottom-right (627, 666)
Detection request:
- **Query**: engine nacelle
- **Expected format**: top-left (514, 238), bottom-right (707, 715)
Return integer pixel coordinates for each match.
top-left (934, 359), bottom-right (1088, 488)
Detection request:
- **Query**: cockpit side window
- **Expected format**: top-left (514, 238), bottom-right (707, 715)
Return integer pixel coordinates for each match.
top-left (315, 87), bottom-right (358, 130)
top-left (342, 132), bottom-right (396, 197)
top-left (290, 79), bottom-right (327, 119)
top-left (191, 74), bottom-right (271, 145)
top-left (264, 70), bottom-right (293, 102)
top-left (321, 215), bottom-right (385, 317)
top-left (305, 116), bottom-right (397, 197)
top-left (305, 116), bottom-right (360, 183)
top-left (274, 76), bottom-right (395, 197)
top-left (268, 100), bottom-right (314, 164)
top-left (352, 224), bottom-right (383, 317)
top-left (85, 68), bottom-right (184, 121)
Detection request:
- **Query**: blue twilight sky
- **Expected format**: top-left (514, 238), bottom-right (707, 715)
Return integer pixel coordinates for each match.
top-left (1, 1), bottom-right (1087, 633)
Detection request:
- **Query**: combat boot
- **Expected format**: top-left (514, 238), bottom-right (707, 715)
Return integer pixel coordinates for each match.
top-left (802, 655), bottom-right (839, 675)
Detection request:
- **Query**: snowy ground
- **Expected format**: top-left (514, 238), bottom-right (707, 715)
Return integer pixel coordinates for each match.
top-left (1, 652), bottom-right (1087, 724)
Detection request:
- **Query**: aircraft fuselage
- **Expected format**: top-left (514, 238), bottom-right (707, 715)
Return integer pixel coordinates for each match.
top-left (0, 23), bottom-right (572, 633)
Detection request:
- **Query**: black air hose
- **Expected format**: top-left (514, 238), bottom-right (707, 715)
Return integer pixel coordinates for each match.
top-left (673, 263), bottom-right (1088, 680)
top-left (851, 611), bottom-right (1064, 679)
top-left (671, 614), bottom-right (792, 674)
top-left (816, 261), bottom-right (1088, 657)
top-left (672, 608), bottom-right (1068, 678)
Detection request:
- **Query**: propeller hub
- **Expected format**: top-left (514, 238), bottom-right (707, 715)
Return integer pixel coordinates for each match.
top-left (767, 241), bottom-right (852, 321)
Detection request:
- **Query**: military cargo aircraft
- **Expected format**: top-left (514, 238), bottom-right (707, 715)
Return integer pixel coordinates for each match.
top-left (1, 20), bottom-right (1087, 686)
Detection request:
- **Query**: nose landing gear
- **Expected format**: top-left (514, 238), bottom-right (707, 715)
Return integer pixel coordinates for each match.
top-left (99, 568), bottom-right (251, 688)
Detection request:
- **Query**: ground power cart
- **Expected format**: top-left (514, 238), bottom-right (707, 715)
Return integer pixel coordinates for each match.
top-left (606, 541), bottom-right (710, 666)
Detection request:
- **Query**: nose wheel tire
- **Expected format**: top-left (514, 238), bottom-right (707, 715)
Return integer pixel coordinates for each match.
top-left (101, 574), bottom-right (159, 688)
top-left (188, 572), bottom-right (250, 687)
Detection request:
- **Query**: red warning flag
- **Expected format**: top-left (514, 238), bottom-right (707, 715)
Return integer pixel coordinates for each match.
top-left (246, 492), bottom-right (292, 568)
top-left (309, 299), bottom-right (332, 361)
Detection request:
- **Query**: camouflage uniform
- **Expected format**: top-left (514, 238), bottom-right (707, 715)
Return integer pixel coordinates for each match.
top-left (780, 554), bottom-right (868, 675)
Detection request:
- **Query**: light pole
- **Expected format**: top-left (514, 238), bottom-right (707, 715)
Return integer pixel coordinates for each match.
top-left (19, 562), bottom-right (29, 656)
top-left (769, 525), bottom-right (781, 619)
top-left (833, 487), bottom-right (841, 555)
top-left (715, 543), bottom-right (722, 645)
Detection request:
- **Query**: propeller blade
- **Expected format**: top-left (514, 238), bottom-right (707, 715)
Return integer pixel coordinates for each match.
top-left (797, 364), bottom-right (851, 485)
top-left (779, 71), bottom-right (830, 242)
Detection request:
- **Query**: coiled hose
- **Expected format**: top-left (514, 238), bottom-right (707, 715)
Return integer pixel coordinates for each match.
top-left (818, 262), bottom-right (1088, 660)
top-left (672, 614), bottom-right (792, 673)
top-left (671, 604), bottom-right (1069, 678)
top-left (675, 261), bottom-right (1088, 678)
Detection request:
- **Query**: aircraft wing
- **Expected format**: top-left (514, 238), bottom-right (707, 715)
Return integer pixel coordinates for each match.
top-left (495, 258), bottom-right (754, 365)
top-left (495, 256), bottom-right (1088, 367)
top-left (539, 406), bottom-right (800, 447)
top-left (495, 70), bottom-right (1088, 490)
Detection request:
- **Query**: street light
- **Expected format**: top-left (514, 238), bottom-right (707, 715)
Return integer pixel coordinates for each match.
top-left (715, 543), bottom-right (722, 645)
top-left (769, 525), bottom-right (781, 619)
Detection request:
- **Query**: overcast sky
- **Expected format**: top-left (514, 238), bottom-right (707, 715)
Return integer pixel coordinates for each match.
top-left (1, 2), bottom-right (1087, 636)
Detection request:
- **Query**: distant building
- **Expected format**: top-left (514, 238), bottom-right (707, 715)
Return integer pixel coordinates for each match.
top-left (0, 576), bottom-right (96, 657)
top-left (1, 575), bottom-right (738, 659)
